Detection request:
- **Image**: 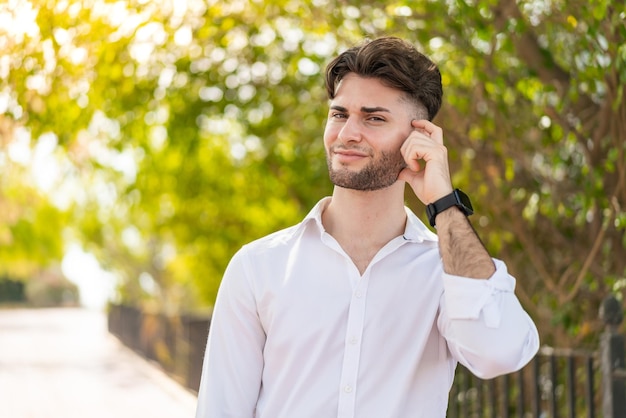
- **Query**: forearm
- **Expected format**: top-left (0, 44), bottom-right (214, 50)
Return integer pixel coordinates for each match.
top-left (435, 207), bottom-right (495, 279)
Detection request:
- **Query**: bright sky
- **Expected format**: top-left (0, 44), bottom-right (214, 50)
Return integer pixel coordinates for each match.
top-left (61, 244), bottom-right (117, 310)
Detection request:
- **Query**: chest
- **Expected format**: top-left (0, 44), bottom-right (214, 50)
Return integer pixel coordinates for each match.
top-left (253, 245), bottom-right (445, 348)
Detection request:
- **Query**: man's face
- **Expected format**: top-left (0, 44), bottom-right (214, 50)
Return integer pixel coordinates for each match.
top-left (323, 73), bottom-right (416, 191)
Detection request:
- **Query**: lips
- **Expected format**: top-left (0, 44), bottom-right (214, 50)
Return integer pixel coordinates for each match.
top-left (332, 147), bottom-right (370, 158)
top-left (332, 149), bottom-right (370, 165)
top-left (336, 150), bottom-right (368, 157)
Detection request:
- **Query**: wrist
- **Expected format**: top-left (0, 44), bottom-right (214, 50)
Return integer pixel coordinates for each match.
top-left (426, 189), bottom-right (473, 227)
top-left (431, 205), bottom-right (466, 229)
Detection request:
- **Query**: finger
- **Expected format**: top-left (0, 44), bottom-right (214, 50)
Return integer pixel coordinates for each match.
top-left (410, 119), bottom-right (430, 137)
top-left (412, 120), bottom-right (443, 144)
top-left (400, 141), bottom-right (423, 172)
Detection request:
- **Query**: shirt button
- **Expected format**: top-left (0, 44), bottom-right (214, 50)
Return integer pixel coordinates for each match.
top-left (344, 385), bottom-right (353, 393)
top-left (349, 336), bottom-right (358, 344)
top-left (354, 291), bottom-right (363, 298)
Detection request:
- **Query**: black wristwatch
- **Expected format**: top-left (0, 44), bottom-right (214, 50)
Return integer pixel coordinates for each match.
top-left (426, 189), bottom-right (474, 227)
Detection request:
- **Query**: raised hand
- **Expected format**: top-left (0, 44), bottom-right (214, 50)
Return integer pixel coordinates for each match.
top-left (398, 119), bottom-right (453, 205)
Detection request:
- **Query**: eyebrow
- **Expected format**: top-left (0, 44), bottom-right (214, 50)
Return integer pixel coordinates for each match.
top-left (330, 105), bottom-right (392, 113)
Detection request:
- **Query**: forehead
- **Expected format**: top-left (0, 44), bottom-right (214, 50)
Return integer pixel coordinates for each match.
top-left (333, 74), bottom-right (406, 103)
top-left (332, 73), bottom-right (415, 115)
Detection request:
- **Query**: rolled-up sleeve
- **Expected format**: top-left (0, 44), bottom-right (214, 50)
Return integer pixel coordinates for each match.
top-left (438, 259), bottom-right (540, 379)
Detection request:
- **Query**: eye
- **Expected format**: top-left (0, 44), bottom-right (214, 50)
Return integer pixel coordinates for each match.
top-left (331, 112), bottom-right (347, 119)
top-left (367, 115), bottom-right (386, 122)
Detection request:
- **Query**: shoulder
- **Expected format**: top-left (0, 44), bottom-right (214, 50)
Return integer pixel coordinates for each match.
top-left (235, 221), bottom-right (309, 263)
top-left (222, 221), bottom-right (312, 294)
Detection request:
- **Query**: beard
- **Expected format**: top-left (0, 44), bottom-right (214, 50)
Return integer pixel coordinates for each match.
top-left (326, 147), bottom-right (407, 191)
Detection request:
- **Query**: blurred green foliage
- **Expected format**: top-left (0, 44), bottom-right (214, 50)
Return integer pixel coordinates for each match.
top-left (0, 0), bottom-right (624, 346)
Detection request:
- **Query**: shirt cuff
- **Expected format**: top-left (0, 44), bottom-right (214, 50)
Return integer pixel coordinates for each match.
top-left (442, 258), bottom-right (515, 328)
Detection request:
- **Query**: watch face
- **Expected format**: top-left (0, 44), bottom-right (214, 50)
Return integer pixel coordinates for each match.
top-left (456, 190), bottom-right (473, 215)
top-left (426, 205), bottom-right (437, 227)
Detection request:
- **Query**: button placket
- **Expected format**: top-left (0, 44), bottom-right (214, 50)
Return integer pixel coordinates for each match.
top-left (337, 272), bottom-right (369, 418)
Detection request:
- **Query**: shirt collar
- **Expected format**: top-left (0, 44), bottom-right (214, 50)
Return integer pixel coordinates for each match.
top-left (402, 206), bottom-right (439, 243)
top-left (298, 197), bottom-right (438, 244)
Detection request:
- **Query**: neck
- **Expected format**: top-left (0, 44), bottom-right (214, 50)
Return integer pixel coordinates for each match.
top-left (322, 182), bottom-right (407, 249)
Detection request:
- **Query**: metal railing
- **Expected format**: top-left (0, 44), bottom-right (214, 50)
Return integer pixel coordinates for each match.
top-left (107, 304), bottom-right (210, 391)
top-left (448, 347), bottom-right (598, 417)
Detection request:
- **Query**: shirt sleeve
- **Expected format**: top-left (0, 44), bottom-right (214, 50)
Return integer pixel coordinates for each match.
top-left (195, 247), bottom-right (265, 418)
top-left (437, 258), bottom-right (540, 379)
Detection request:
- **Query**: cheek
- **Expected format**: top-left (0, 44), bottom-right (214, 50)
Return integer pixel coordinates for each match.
top-left (392, 129), bottom-right (411, 150)
top-left (323, 124), bottom-right (338, 148)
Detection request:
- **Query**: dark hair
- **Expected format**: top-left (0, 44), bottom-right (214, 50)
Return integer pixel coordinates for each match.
top-left (325, 37), bottom-right (442, 121)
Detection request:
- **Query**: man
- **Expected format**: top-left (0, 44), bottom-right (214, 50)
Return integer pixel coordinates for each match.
top-left (195, 36), bottom-right (539, 418)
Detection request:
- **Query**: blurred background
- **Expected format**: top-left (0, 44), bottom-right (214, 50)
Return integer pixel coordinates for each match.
top-left (0, 0), bottom-right (624, 375)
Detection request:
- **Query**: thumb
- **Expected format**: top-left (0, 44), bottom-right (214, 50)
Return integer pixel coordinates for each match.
top-left (398, 166), bottom-right (418, 184)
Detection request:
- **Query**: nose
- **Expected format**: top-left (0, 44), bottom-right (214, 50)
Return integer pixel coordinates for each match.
top-left (337, 116), bottom-right (362, 143)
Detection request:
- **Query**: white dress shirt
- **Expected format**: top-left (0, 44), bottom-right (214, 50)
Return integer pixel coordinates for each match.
top-left (195, 198), bottom-right (539, 418)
